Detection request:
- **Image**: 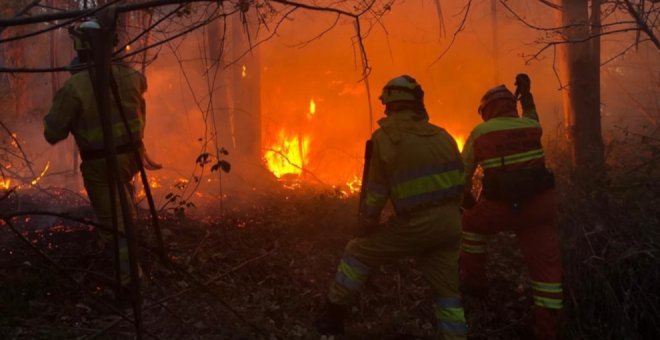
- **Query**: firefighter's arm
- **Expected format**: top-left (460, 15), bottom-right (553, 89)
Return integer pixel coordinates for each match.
top-left (43, 84), bottom-right (79, 145)
top-left (514, 73), bottom-right (539, 122)
top-left (358, 138), bottom-right (389, 233)
top-left (461, 133), bottom-right (478, 209)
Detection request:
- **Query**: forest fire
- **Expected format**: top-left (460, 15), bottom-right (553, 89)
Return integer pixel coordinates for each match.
top-left (263, 130), bottom-right (310, 178)
top-left (1, 1), bottom-right (657, 339)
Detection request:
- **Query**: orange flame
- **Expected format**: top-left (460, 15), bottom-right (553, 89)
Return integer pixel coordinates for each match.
top-left (264, 130), bottom-right (310, 178)
top-left (1, 178), bottom-right (11, 190)
top-left (346, 175), bottom-right (361, 195)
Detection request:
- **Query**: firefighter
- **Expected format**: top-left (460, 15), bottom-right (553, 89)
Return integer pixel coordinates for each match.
top-left (315, 75), bottom-right (467, 339)
top-left (43, 20), bottom-right (154, 288)
top-left (460, 74), bottom-right (562, 339)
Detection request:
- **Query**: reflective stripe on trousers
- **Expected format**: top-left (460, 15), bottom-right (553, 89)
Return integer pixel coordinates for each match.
top-left (531, 280), bottom-right (563, 309)
top-left (435, 297), bottom-right (467, 336)
top-left (334, 254), bottom-right (371, 291)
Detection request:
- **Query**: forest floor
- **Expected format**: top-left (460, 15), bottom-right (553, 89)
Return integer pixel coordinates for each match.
top-left (1, 172), bottom-right (658, 339)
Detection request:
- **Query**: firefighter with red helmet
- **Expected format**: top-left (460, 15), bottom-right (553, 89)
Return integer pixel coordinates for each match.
top-left (460, 74), bottom-right (562, 339)
top-left (315, 75), bottom-right (467, 339)
top-left (43, 20), bottom-right (158, 289)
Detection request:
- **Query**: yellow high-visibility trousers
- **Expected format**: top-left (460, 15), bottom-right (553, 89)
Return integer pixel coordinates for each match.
top-left (327, 203), bottom-right (467, 340)
top-left (81, 153), bottom-right (140, 285)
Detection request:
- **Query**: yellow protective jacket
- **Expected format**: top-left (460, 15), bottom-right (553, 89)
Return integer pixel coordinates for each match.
top-left (361, 110), bottom-right (464, 219)
top-left (44, 64), bottom-right (147, 151)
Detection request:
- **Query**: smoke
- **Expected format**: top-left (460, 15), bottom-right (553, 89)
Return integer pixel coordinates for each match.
top-left (2, 0), bottom-right (657, 215)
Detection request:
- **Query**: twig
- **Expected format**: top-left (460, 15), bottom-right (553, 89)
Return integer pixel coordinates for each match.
top-left (263, 148), bottom-right (328, 186)
top-left (623, 0), bottom-right (660, 49)
top-left (144, 247), bottom-right (276, 309)
top-left (0, 120), bottom-right (36, 177)
top-left (430, 0), bottom-right (473, 66)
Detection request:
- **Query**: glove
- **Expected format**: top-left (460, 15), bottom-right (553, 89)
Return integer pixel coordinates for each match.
top-left (356, 214), bottom-right (380, 237)
top-left (514, 73), bottom-right (531, 98)
top-left (514, 73), bottom-right (535, 111)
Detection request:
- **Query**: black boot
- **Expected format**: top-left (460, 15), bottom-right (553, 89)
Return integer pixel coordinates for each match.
top-left (314, 300), bottom-right (347, 336)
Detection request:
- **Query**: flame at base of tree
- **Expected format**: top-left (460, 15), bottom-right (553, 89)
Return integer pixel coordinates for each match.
top-left (264, 130), bottom-right (310, 178)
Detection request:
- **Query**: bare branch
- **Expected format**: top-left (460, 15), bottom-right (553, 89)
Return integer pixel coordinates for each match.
top-left (430, 0), bottom-right (473, 66)
top-left (538, 0), bottom-right (562, 11)
top-left (0, 0), bottom-right (41, 34)
top-left (622, 0), bottom-right (660, 48)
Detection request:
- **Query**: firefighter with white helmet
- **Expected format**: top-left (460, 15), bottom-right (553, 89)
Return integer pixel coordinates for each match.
top-left (43, 20), bottom-right (154, 290)
top-left (315, 75), bottom-right (467, 339)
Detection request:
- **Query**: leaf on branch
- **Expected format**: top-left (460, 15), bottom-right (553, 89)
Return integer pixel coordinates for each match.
top-left (196, 153), bottom-right (211, 166)
top-left (220, 147), bottom-right (229, 156)
top-left (211, 160), bottom-right (231, 173)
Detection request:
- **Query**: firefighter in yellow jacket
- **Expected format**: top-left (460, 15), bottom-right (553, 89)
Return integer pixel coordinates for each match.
top-left (315, 75), bottom-right (467, 339)
top-left (43, 21), bottom-right (152, 286)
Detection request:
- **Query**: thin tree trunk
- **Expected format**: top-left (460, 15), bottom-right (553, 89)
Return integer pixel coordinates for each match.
top-left (230, 12), bottom-right (261, 164)
top-left (559, 0), bottom-right (605, 180)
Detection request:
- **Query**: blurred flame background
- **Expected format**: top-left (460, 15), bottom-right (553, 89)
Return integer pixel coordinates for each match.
top-left (140, 1), bottom-right (564, 190)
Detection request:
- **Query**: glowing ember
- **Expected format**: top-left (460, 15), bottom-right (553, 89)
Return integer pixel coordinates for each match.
top-left (242, 65), bottom-right (247, 78)
top-left (149, 176), bottom-right (161, 188)
top-left (264, 130), bottom-right (310, 178)
top-left (1, 178), bottom-right (10, 190)
top-left (345, 175), bottom-right (361, 195)
top-left (308, 98), bottom-right (316, 120)
top-left (125, 44), bottom-right (131, 51)
top-left (30, 161), bottom-right (50, 186)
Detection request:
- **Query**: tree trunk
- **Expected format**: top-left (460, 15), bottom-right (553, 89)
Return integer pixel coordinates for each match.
top-left (559, 0), bottom-right (605, 180)
top-left (229, 12), bottom-right (261, 165)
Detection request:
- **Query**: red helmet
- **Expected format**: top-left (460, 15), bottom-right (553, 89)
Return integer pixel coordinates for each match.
top-left (478, 85), bottom-right (516, 115)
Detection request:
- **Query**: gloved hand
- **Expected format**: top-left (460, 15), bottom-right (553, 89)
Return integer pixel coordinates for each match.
top-left (514, 73), bottom-right (531, 98)
top-left (356, 214), bottom-right (380, 237)
top-left (514, 73), bottom-right (535, 111)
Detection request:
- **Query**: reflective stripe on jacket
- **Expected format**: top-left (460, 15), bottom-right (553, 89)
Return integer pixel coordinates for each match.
top-left (44, 64), bottom-right (147, 151)
top-left (462, 107), bottom-right (545, 191)
top-left (361, 110), bottom-right (464, 219)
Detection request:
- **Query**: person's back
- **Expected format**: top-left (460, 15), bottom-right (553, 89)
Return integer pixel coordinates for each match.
top-left (368, 108), bottom-right (463, 216)
top-left (317, 75), bottom-right (467, 340)
top-left (45, 64), bottom-right (146, 152)
top-left (43, 20), bottom-right (150, 292)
